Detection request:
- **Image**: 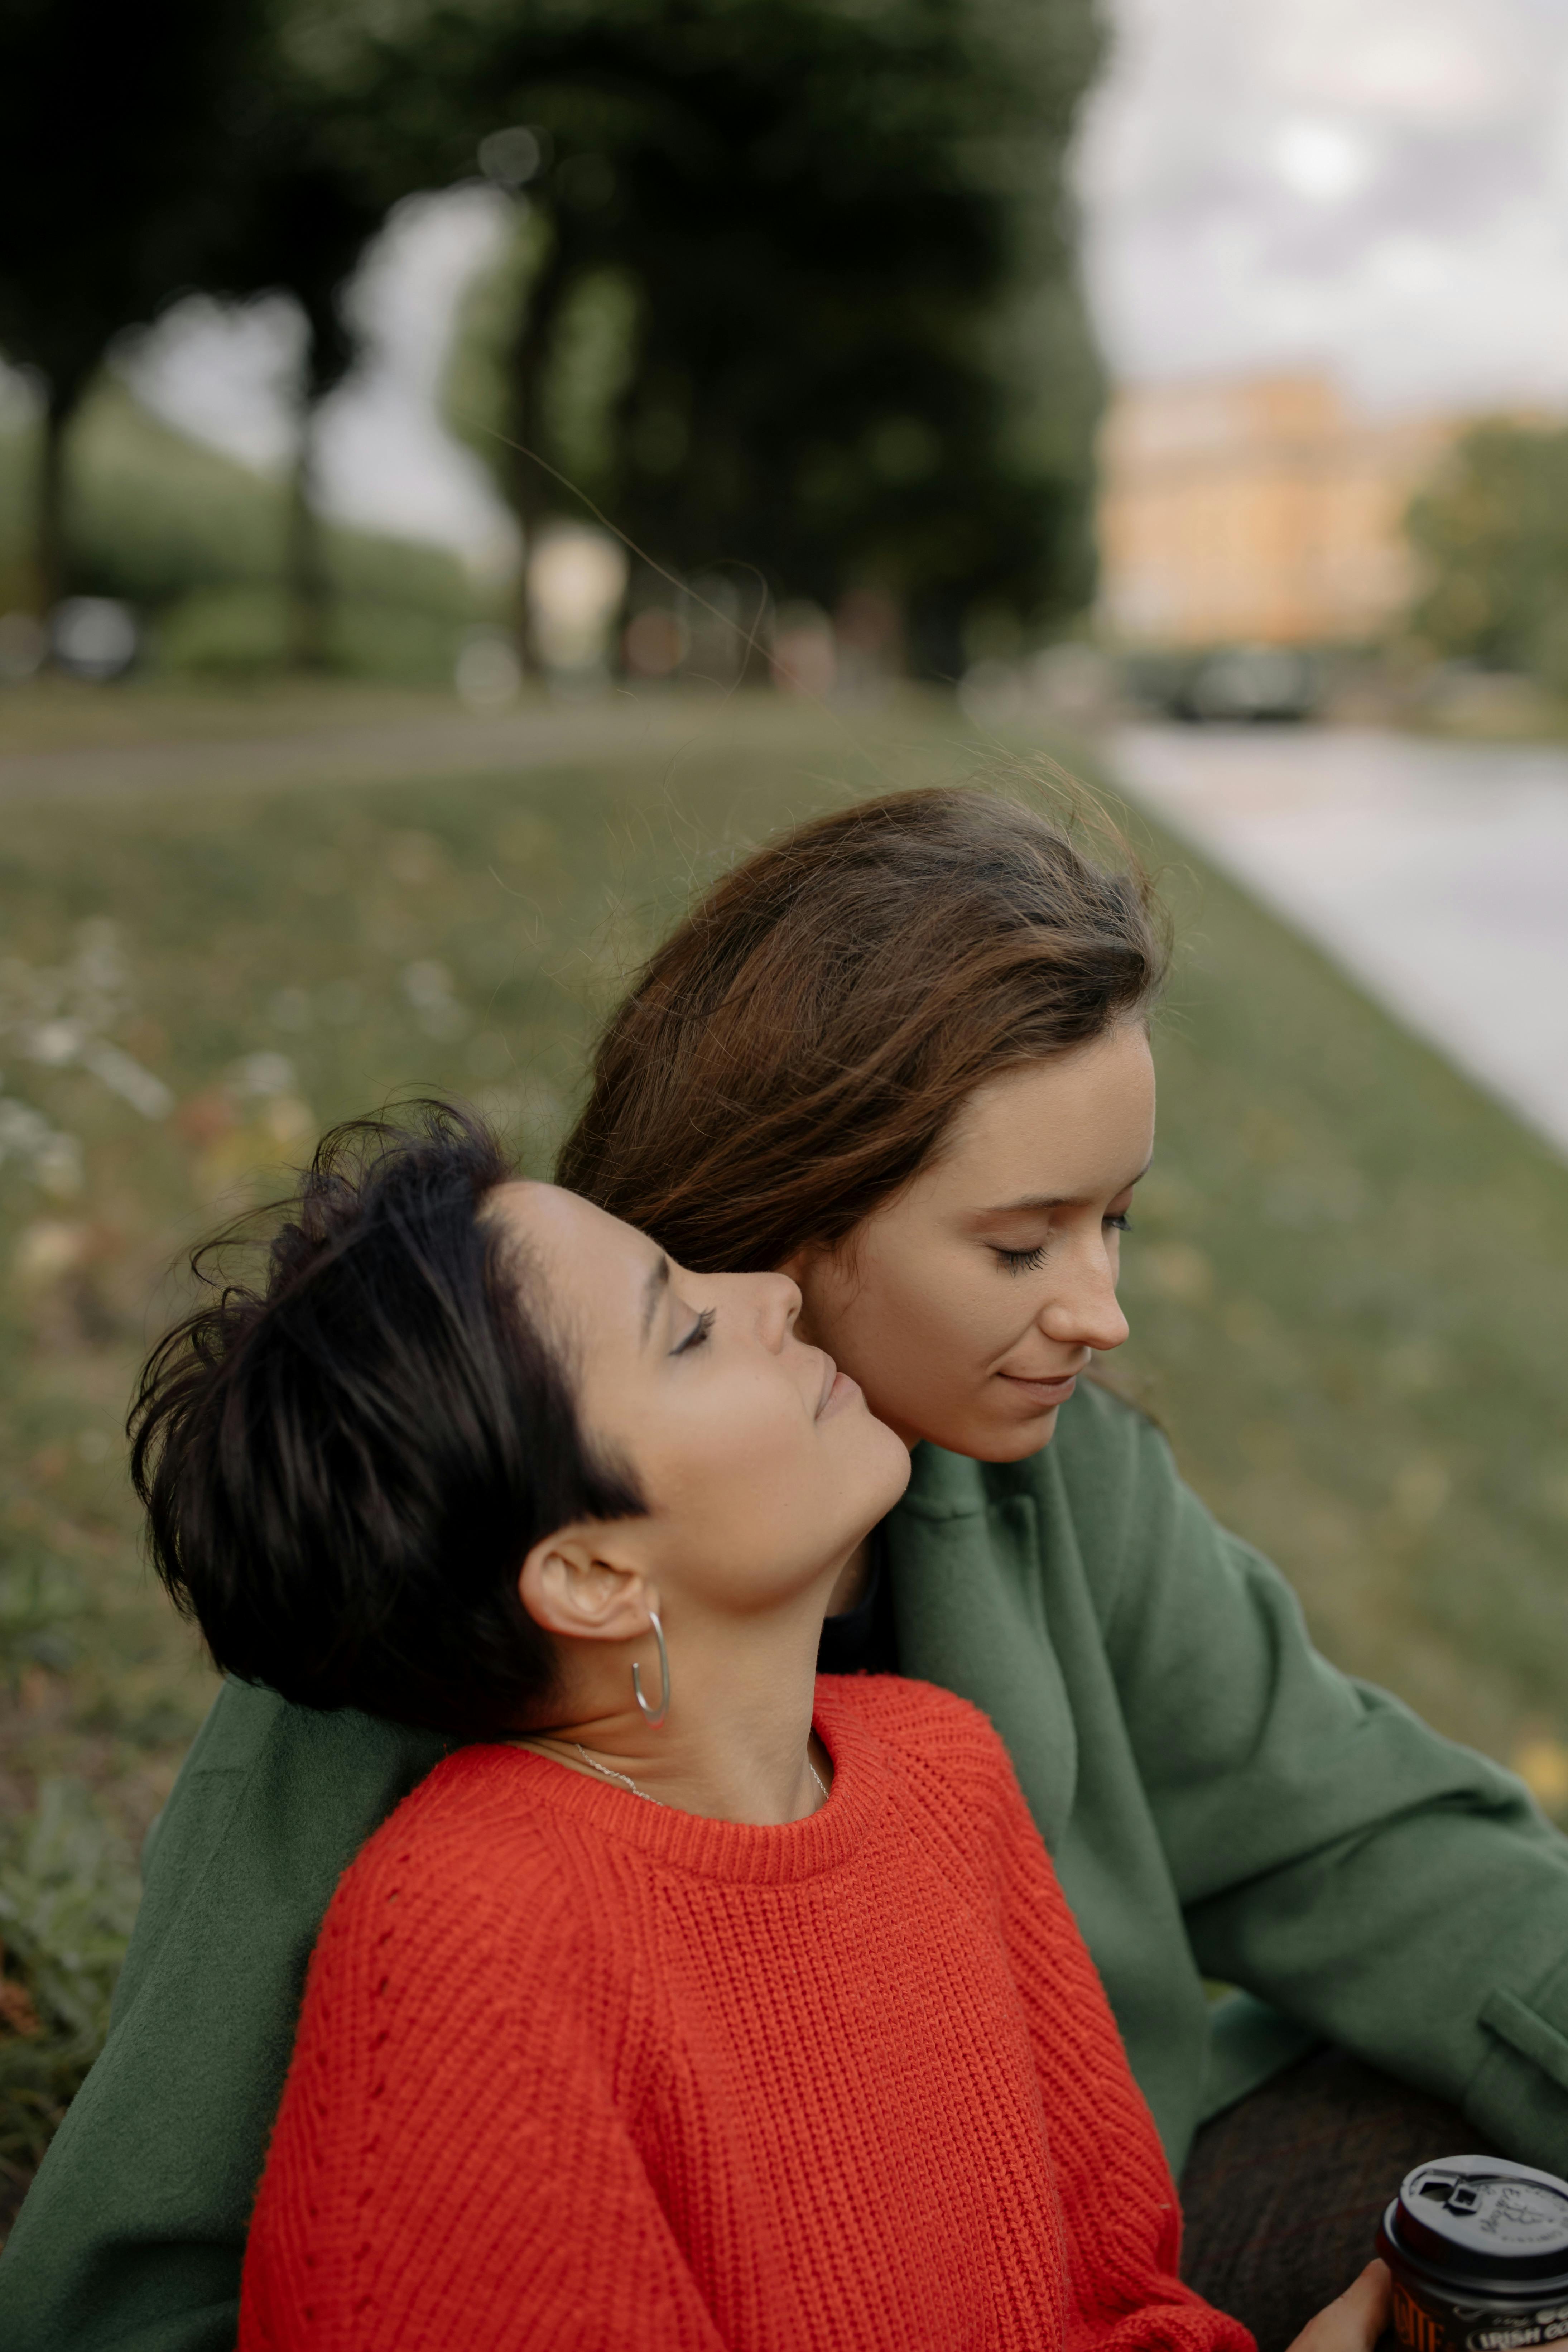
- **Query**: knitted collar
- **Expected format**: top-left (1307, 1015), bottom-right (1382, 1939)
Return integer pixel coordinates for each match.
top-left (473, 1679), bottom-right (891, 1886)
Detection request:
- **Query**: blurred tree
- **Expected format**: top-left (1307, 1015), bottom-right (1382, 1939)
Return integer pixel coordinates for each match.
top-left (0, 0), bottom-right (269, 614)
top-left (201, 21), bottom-right (390, 669)
top-left (0, 0), bottom-right (1106, 673)
top-left (2, 377), bottom-right (481, 677)
top-left (1408, 422), bottom-right (1568, 694)
top-left (0, 0), bottom-right (390, 660)
top-left (379, 0), bottom-right (1106, 673)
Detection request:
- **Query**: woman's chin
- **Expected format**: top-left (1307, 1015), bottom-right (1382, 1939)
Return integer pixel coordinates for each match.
top-left (870, 1422), bottom-right (917, 1503)
top-left (857, 1382), bottom-right (1067, 1468)
top-left (949, 1400), bottom-right (1065, 1464)
top-left (825, 1405), bottom-right (915, 1518)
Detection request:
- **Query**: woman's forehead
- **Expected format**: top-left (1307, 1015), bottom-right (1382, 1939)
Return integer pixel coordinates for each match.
top-left (489, 1180), bottom-right (655, 1346)
top-left (934, 1030), bottom-right (1156, 1197)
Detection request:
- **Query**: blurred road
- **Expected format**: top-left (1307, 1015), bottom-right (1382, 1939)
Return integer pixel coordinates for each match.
top-left (1113, 725), bottom-right (1568, 1160)
top-left (0, 697), bottom-right (815, 806)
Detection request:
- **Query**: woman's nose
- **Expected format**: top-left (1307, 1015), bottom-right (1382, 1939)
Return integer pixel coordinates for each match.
top-left (756, 1270), bottom-right (802, 1352)
top-left (1038, 1244), bottom-right (1129, 1355)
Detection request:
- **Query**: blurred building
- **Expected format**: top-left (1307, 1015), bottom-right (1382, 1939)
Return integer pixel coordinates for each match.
top-left (1096, 373), bottom-right (1456, 648)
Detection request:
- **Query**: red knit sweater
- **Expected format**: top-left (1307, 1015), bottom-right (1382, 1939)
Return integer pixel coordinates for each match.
top-left (240, 1678), bottom-right (1251, 2352)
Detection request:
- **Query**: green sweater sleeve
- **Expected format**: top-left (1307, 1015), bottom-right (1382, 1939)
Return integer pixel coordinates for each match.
top-left (1064, 1387), bottom-right (1568, 2167)
top-left (0, 1679), bottom-right (448, 2352)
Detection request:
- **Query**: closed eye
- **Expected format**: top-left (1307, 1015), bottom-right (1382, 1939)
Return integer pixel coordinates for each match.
top-left (672, 1307), bottom-right (715, 1356)
top-left (992, 1242), bottom-right (1049, 1275)
top-left (992, 1212), bottom-right (1131, 1275)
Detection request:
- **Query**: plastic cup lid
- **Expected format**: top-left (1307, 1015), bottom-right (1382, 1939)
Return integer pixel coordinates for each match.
top-left (1393, 2159), bottom-right (1568, 2285)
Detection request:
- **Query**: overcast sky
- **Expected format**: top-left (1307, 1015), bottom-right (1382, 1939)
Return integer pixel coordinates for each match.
top-left (122, 0), bottom-right (1568, 553)
top-left (1079, 0), bottom-right (1568, 414)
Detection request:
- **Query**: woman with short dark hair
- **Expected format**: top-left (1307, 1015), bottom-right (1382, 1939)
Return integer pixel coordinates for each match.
top-left (127, 1104), bottom-right (1280, 2351)
top-left (4, 787), bottom-right (1566, 2352)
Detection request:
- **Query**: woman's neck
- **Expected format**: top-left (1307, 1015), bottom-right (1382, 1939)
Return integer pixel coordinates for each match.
top-left (521, 1576), bottom-right (835, 1826)
top-left (826, 1534), bottom-right (874, 1617)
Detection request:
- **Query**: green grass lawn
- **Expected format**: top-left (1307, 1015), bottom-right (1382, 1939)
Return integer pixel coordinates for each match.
top-left (1113, 831), bottom-right (1568, 1770)
top-left (1, 684), bottom-right (1566, 2217)
top-left (0, 672), bottom-right (470, 758)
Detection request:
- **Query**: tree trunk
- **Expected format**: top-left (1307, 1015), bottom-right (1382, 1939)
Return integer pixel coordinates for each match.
top-left (35, 380), bottom-right (80, 620)
top-left (508, 246), bottom-right (570, 678)
top-left (285, 401), bottom-right (331, 672)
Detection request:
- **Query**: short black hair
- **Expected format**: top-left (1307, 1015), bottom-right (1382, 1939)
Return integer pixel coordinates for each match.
top-left (129, 1101), bottom-right (644, 1737)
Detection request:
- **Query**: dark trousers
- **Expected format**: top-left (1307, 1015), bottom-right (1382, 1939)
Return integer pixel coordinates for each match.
top-left (1180, 2048), bottom-right (1499, 2352)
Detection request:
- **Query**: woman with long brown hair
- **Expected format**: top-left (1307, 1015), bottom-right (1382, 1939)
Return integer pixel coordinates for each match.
top-left (5, 786), bottom-right (1568, 2352)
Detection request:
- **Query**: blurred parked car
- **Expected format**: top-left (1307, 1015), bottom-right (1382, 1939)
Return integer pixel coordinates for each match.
top-left (50, 598), bottom-right (139, 682)
top-left (1126, 644), bottom-right (1321, 724)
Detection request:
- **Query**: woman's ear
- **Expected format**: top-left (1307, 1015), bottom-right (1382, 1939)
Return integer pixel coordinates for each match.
top-left (519, 1528), bottom-right (656, 1645)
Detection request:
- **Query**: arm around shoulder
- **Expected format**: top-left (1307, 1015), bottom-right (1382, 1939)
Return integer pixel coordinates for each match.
top-left (0, 1681), bottom-right (449, 2352)
top-left (1041, 1382), bottom-right (1568, 2171)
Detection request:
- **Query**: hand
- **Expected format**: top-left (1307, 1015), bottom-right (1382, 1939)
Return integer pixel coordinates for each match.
top-left (1285, 2260), bottom-right (1390, 2352)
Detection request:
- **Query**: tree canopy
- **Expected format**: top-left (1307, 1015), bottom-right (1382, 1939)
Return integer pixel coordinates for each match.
top-left (0, 0), bottom-right (1108, 669)
top-left (0, 0), bottom-right (274, 603)
top-left (379, 0), bottom-right (1106, 668)
top-left (0, 0), bottom-right (384, 625)
top-left (1408, 421), bottom-right (1568, 696)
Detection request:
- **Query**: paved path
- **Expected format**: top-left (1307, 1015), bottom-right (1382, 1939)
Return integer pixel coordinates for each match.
top-left (0, 694), bottom-right (858, 807)
top-left (1112, 723), bottom-right (1568, 1159)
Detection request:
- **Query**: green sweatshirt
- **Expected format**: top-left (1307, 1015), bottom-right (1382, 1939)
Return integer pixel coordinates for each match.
top-left (4, 1380), bottom-right (1568, 2351)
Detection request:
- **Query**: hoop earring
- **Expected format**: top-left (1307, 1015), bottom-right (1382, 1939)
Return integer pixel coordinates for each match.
top-left (632, 1610), bottom-right (670, 1728)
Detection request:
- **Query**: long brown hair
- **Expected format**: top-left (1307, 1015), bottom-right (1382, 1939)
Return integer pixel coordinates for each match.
top-left (557, 784), bottom-right (1169, 1272)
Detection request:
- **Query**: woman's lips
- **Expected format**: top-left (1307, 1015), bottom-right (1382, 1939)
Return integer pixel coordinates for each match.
top-left (997, 1370), bottom-right (1079, 1409)
top-left (816, 1358), bottom-right (861, 1418)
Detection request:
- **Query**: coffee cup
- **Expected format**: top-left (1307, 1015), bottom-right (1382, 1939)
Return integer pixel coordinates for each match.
top-left (1378, 2156), bottom-right (1568, 2352)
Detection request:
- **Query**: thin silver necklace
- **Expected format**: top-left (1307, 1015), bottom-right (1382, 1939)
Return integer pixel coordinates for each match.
top-left (571, 1742), bottom-right (828, 1812)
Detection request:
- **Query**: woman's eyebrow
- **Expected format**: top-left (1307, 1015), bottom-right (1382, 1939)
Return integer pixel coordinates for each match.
top-left (640, 1253), bottom-right (671, 1343)
top-left (976, 1194), bottom-right (1070, 1217)
top-left (976, 1161), bottom-right (1154, 1218)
